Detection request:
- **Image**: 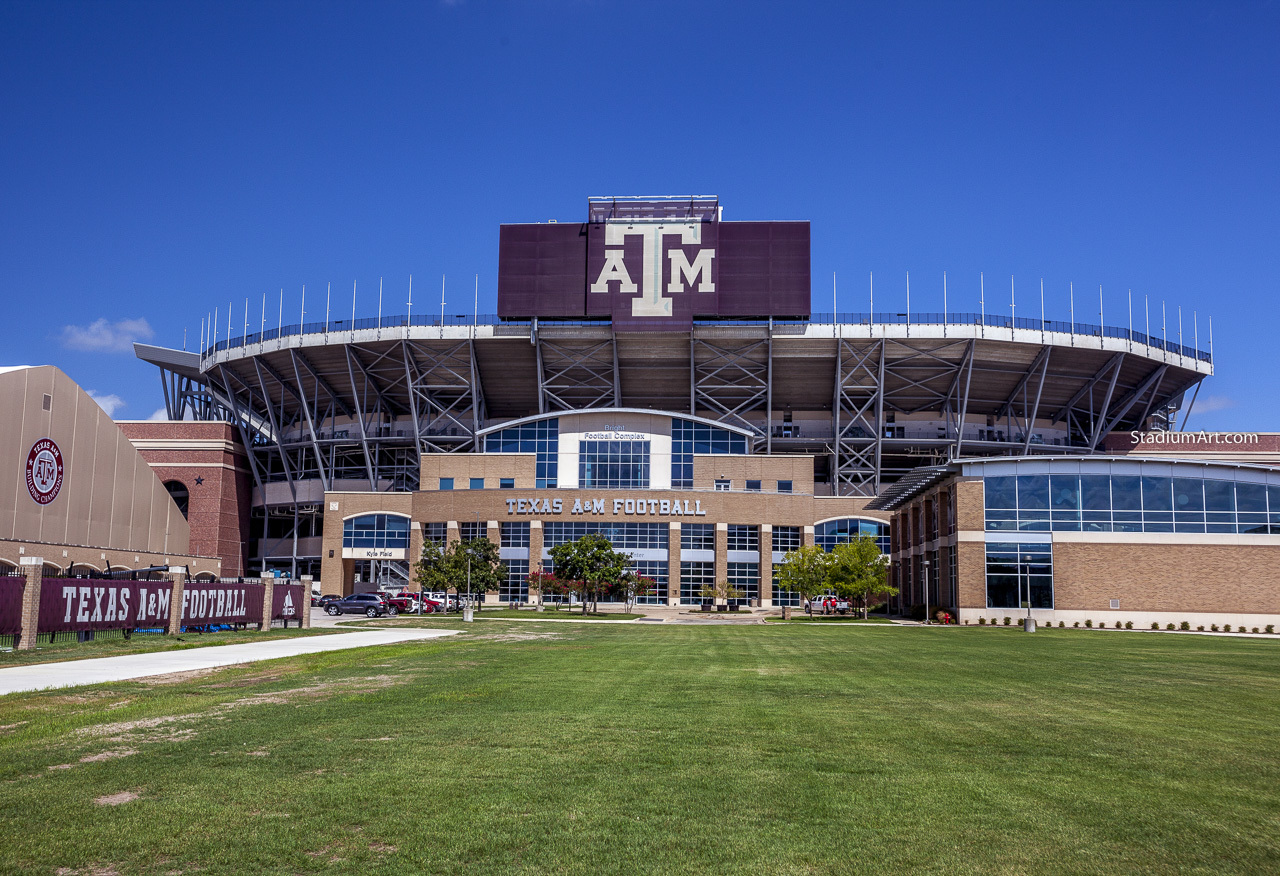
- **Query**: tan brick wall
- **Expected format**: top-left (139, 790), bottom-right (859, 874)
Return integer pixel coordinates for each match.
top-left (694, 455), bottom-right (815, 494)
top-left (1054, 542), bottom-right (1280, 615)
top-left (419, 454), bottom-right (537, 490)
top-left (956, 540), bottom-right (987, 609)
top-left (954, 478), bottom-right (985, 532)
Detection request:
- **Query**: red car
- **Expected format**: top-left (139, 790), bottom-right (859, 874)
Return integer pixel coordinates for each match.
top-left (378, 591), bottom-right (415, 613)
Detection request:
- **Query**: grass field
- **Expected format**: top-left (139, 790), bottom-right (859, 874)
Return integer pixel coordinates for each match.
top-left (1, 622), bottom-right (1277, 874)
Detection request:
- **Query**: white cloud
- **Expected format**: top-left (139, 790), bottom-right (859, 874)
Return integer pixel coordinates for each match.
top-left (146, 407), bottom-right (169, 421)
top-left (60, 317), bottom-right (154, 353)
top-left (87, 390), bottom-right (126, 417)
top-left (1190, 395), bottom-right (1235, 415)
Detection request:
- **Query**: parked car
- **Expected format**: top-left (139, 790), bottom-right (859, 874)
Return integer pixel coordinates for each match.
top-left (315, 594), bottom-right (343, 609)
top-left (378, 591), bottom-right (415, 613)
top-left (326, 593), bottom-right (397, 618)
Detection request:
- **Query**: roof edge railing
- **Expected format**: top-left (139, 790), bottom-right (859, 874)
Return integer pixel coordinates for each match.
top-left (196, 312), bottom-right (1212, 365)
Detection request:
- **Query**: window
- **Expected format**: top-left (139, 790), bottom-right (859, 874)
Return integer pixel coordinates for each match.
top-left (422, 522), bottom-right (447, 545)
top-left (714, 479), bottom-right (731, 491)
top-left (671, 418), bottom-right (750, 488)
top-left (777, 480), bottom-right (792, 494)
top-left (342, 514), bottom-right (410, 550)
top-left (470, 477), bottom-right (485, 490)
top-left (630, 560), bottom-right (668, 605)
top-left (484, 418), bottom-right (559, 488)
top-left (985, 542), bottom-right (1053, 609)
top-left (500, 559), bottom-right (528, 603)
top-left (680, 561), bottom-right (715, 605)
top-left (439, 477), bottom-right (454, 491)
top-left (772, 565), bottom-right (802, 607)
top-left (815, 518), bottom-right (890, 554)
top-left (500, 521), bottom-right (530, 548)
top-left (164, 481), bottom-right (189, 520)
top-left (772, 526), bottom-right (801, 554)
top-left (579, 440), bottom-right (650, 489)
top-left (727, 525), bottom-right (758, 552)
top-left (681, 523), bottom-right (714, 551)
top-left (727, 562), bottom-right (759, 605)
top-left (459, 521), bottom-right (486, 542)
top-left (499, 478), bottom-right (515, 489)
top-left (985, 470), bottom-right (1279, 536)
top-left (543, 522), bottom-right (668, 550)
top-left (746, 479), bottom-right (761, 492)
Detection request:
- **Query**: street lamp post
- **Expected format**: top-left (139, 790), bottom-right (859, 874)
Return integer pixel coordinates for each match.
top-left (921, 558), bottom-right (930, 626)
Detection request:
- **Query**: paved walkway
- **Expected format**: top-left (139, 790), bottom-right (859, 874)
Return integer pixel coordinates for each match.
top-left (0, 628), bottom-right (460, 696)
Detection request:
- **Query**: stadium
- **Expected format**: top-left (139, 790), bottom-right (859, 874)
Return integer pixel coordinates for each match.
top-left (130, 196), bottom-right (1219, 612)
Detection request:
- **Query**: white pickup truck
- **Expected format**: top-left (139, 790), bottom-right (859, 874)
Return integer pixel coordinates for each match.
top-left (806, 596), bottom-right (851, 615)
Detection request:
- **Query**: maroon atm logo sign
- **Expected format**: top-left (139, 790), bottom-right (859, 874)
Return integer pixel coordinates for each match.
top-left (26, 438), bottom-right (63, 505)
top-left (588, 220), bottom-right (718, 328)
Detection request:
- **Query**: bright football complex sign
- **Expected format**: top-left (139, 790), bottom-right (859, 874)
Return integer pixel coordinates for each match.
top-left (26, 438), bottom-right (63, 505)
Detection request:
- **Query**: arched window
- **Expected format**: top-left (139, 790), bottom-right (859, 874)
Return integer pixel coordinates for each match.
top-left (342, 514), bottom-right (410, 550)
top-left (815, 518), bottom-right (890, 554)
top-left (164, 480), bottom-right (190, 520)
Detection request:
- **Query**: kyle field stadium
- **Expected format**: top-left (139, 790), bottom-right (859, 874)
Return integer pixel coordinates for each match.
top-left (5, 194), bottom-right (1269, 630)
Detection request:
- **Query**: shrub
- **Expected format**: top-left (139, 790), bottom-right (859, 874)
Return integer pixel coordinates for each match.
top-left (1003, 617), bottom-right (1011, 626)
top-left (1073, 621), bottom-right (1080, 628)
top-left (1197, 625), bottom-right (1205, 632)
top-left (1223, 624), bottom-right (1232, 632)
top-left (978, 617), bottom-right (985, 625)
top-left (1058, 621), bottom-right (1065, 628)
top-left (1267, 625), bottom-right (1275, 634)
top-left (1151, 622), bottom-right (1160, 630)
top-left (1180, 621), bottom-right (1190, 631)
top-left (1166, 623), bottom-right (1176, 631)
top-left (1085, 619), bottom-right (1093, 628)
top-left (1253, 627), bottom-right (1260, 634)
top-left (1125, 621), bottom-right (1133, 630)
top-left (1211, 624), bottom-right (1219, 632)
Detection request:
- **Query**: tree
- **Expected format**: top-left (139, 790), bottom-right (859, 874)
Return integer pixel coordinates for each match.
top-left (414, 538), bottom-right (450, 595)
top-left (547, 533), bottom-right (631, 615)
top-left (827, 533), bottom-right (894, 618)
top-left (698, 579), bottom-right (744, 606)
top-left (451, 537), bottom-right (505, 612)
top-left (618, 572), bottom-right (654, 614)
top-left (414, 536), bottom-right (505, 612)
top-left (528, 568), bottom-right (570, 610)
top-left (773, 544), bottom-right (830, 611)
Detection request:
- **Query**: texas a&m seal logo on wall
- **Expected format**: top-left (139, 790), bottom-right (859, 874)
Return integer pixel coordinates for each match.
top-left (26, 438), bottom-right (64, 505)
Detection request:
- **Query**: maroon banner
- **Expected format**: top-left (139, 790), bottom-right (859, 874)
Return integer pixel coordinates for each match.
top-left (182, 583), bottom-right (264, 626)
top-left (38, 579), bottom-right (174, 633)
top-left (498, 216), bottom-right (810, 328)
top-left (0, 577), bottom-right (24, 636)
top-left (271, 583), bottom-right (304, 621)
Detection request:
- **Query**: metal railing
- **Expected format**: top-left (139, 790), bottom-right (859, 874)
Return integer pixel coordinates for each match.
top-left (199, 311), bottom-right (1211, 364)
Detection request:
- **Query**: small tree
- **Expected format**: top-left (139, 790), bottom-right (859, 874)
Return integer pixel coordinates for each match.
top-left (773, 544), bottom-right (830, 612)
top-left (414, 538), bottom-right (450, 595)
top-left (449, 537), bottom-right (505, 611)
top-left (618, 572), bottom-right (654, 614)
top-left (828, 534), bottom-right (893, 618)
top-left (548, 533), bottom-right (631, 614)
top-left (698, 579), bottom-right (744, 606)
top-left (527, 568), bottom-right (569, 610)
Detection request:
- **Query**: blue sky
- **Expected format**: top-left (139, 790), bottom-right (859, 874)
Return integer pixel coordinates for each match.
top-left (2, 0), bottom-right (1276, 429)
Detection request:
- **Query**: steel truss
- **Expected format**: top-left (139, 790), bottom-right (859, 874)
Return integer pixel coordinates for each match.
top-left (691, 334), bottom-right (770, 438)
top-left (533, 330), bottom-right (619, 412)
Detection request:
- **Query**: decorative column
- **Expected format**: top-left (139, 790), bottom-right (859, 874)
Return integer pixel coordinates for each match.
top-left (166, 569), bottom-right (185, 636)
top-left (17, 558), bottom-right (43, 651)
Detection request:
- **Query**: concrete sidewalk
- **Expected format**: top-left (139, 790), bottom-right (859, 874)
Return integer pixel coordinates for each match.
top-left (0, 628), bottom-right (460, 696)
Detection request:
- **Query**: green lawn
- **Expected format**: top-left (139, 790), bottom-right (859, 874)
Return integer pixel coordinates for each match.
top-left (0, 624), bottom-right (1277, 874)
